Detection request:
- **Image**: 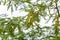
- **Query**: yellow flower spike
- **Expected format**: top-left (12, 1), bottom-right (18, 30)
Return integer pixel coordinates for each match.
top-left (3, 0), bottom-right (6, 5)
top-left (29, 13), bottom-right (34, 26)
top-left (55, 20), bottom-right (59, 26)
top-left (27, 13), bottom-right (34, 26)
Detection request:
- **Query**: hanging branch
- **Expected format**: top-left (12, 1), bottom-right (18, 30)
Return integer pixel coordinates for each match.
top-left (55, 2), bottom-right (59, 15)
top-left (54, 0), bottom-right (59, 39)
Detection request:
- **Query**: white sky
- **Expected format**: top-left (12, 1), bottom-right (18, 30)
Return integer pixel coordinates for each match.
top-left (0, 5), bottom-right (28, 17)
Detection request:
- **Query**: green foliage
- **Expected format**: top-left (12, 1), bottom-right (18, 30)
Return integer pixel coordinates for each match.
top-left (0, 0), bottom-right (60, 40)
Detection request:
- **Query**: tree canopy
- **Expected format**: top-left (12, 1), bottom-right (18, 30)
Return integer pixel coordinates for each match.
top-left (0, 0), bottom-right (60, 40)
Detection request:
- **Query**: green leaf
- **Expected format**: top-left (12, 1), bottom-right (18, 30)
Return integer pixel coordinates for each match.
top-left (7, 1), bottom-right (11, 10)
top-left (11, 5), bottom-right (13, 12)
top-left (34, 13), bottom-right (40, 22)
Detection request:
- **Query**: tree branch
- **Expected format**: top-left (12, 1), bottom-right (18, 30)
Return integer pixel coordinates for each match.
top-left (55, 2), bottom-right (59, 15)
